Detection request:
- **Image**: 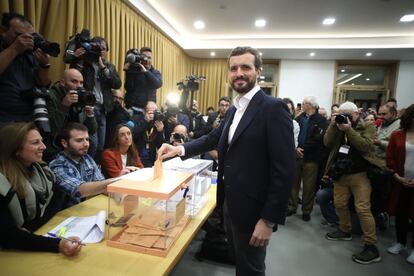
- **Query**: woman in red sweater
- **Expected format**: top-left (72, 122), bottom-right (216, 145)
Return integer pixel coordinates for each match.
top-left (386, 104), bottom-right (414, 264)
top-left (101, 124), bottom-right (144, 178)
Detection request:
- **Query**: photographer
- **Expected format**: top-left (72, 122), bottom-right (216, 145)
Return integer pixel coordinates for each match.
top-left (124, 47), bottom-right (162, 114)
top-left (64, 34), bottom-right (121, 159)
top-left (188, 100), bottom-right (208, 139)
top-left (163, 101), bottom-right (190, 142)
top-left (45, 69), bottom-right (97, 162)
top-left (0, 12), bottom-right (51, 125)
top-left (170, 124), bottom-right (188, 146)
top-left (323, 101), bottom-right (386, 265)
top-left (131, 101), bottom-right (165, 167)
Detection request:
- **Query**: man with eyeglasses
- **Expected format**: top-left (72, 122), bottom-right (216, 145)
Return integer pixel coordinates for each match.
top-left (105, 89), bottom-right (132, 147)
top-left (124, 47), bottom-right (162, 116)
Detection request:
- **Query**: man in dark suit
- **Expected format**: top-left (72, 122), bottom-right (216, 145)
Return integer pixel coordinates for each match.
top-left (158, 46), bottom-right (295, 276)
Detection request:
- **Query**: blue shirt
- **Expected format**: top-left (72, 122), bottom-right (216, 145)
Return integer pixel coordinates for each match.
top-left (49, 152), bottom-right (105, 207)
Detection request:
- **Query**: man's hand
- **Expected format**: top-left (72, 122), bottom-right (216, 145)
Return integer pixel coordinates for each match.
top-left (137, 62), bottom-right (147, 72)
top-left (249, 219), bottom-right (273, 247)
top-left (73, 47), bottom-right (86, 58)
top-left (157, 143), bottom-right (182, 160)
top-left (84, 105), bottom-right (94, 116)
top-left (58, 236), bottom-right (82, 257)
top-left (10, 33), bottom-right (34, 53)
top-left (336, 117), bottom-right (352, 131)
top-left (168, 116), bottom-right (178, 126)
top-left (189, 131), bottom-right (194, 138)
top-left (394, 173), bottom-right (414, 187)
top-left (62, 90), bottom-right (79, 107)
top-left (154, 120), bottom-right (164, 132)
top-left (296, 147), bottom-right (304, 158)
top-left (33, 48), bottom-right (49, 65)
top-left (373, 139), bottom-right (382, 146)
top-left (98, 56), bottom-right (106, 69)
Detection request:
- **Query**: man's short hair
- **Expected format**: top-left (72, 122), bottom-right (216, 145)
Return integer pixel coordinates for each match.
top-left (339, 101), bottom-right (358, 112)
top-left (228, 46), bottom-right (262, 70)
top-left (1, 12), bottom-right (32, 30)
top-left (59, 123), bottom-right (88, 142)
top-left (218, 96), bottom-right (231, 105)
top-left (382, 104), bottom-right (398, 115)
top-left (140, 47), bottom-right (152, 53)
top-left (303, 96), bottom-right (319, 109)
top-left (92, 36), bottom-right (108, 51)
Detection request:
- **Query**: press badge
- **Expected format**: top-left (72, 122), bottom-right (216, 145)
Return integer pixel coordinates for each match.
top-left (339, 145), bottom-right (350, 155)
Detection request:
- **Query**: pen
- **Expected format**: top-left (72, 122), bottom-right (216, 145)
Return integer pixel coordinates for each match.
top-left (47, 232), bottom-right (86, 246)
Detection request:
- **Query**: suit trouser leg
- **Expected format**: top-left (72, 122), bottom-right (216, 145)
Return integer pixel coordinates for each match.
top-left (288, 158), bottom-right (303, 212)
top-left (301, 162), bottom-right (319, 215)
top-left (224, 201), bottom-right (266, 276)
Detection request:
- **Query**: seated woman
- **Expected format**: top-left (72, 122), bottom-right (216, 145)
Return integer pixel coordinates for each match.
top-left (0, 122), bottom-right (81, 256)
top-left (101, 124), bottom-right (144, 178)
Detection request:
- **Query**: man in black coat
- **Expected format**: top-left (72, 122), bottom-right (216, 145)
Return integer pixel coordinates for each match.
top-left (158, 46), bottom-right (295, 276)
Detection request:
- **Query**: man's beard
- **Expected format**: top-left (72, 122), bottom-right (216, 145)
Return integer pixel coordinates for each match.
top-left (231, 76), bottom-right (256, 94)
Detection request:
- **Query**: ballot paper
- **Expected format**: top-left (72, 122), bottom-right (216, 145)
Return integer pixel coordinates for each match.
top-left (46, 210), bottom-right (106, 243)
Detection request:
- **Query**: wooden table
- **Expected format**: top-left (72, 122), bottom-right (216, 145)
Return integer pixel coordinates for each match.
top-left (1, 186), bottom-right (216, 276)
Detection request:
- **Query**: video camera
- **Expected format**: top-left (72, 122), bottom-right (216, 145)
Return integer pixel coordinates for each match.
top-left (66, 29), bottom-right (103, 62)
top-left (177, 75), bottom-right (206, 92)
top-left (126, 48), bottom-right (150, 64)
top-left (32, 33), bottom-right (60, 57)
top-left (74, 88), bottom-right (96, 107)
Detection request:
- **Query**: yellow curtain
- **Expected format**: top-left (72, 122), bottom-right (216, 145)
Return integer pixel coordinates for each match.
top-left (0, 0), bottom-right (229, 113)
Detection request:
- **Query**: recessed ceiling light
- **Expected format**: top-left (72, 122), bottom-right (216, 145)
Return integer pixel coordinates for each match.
top-left (309, 52), bottom-right (315, 57)
top-left (255, 19), bottom-right (266, 28)
top-left (259, 52), bottom-right (263, 56)
top-left (210, 51), bottom-right (216, 57)
top-left (400, 14), bottom-right (414, 22)
top-left (341, 69), bottom-right (346, 72)
top-left (322, 18), bottom-right (336, 25)
top-left (194, 20), bottom-right (205, 30)
top-left (366, 78), bottom-right (370, 81)
top-left (366, 52), bottom-right (372, 57)
top-left (259, 76), bottom-right (265, 80)
top-left (351, 83), bottom-right (355, 85)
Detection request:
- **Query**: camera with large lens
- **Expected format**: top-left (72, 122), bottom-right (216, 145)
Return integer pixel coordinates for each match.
top-left (335, 113), bottom-right (352, 124)
top-left (327, 158), bottom-right (354, 180)
top-left (31, 33), bottom-right (60, 57)
top-left (20, 87), bottom-right (51, 133)
top-left (170, 132), bottom-right (186, 144)
top-left (76, 88), bottom-right (96, 107)
top-left (125, 48), bottom-right (150, 69)
top-left (66, 29), bottom-right (103, 63)
top-left (153, 110), bottom-right (166, 122)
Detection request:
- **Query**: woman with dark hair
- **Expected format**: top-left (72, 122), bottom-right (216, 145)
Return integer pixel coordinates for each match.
top-left (386, 104), bottom-right (414, 264)
top-left (101, 124), bottom-right (144, 178)
top-left (282, 98), bottom-right (300, 147)
top-left (0, 123), bottom-right (81, 256)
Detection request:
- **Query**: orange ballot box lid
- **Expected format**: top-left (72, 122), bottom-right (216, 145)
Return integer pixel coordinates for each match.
top-left (107, 160), bottom-right (193, 200)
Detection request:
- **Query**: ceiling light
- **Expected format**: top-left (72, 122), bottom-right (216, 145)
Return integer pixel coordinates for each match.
top-left (341, 69), bottom-right (346, 72)
top-left (351, 83), bottom-right (355, 86)
top-left (338, 73), bottom-right (362, 85)
top-left (366, 52), bottom-right (372, 57)
top-left (309, 52), bottom-right (315, 57)
top-left (255, 19), bottom-right (266, 28)
top-left (366, 78), bottom-right (370, 81)
top-left (259, 52), bottom-right (263, 56)
top-left (194, 20), bottom-right (205, 30)
top-left (210, 51), bottom-right (216, 57)
top-left (400, 14), bottom-right (414, 22)
top-left (259, 76), bottom-right (265, 80)
top-left (322, 18), bottom-right (336, 25)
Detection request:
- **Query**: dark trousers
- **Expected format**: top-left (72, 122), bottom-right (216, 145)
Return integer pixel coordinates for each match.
top-left (224, 201), bottom-right (266, 276)
top-left (396, 186), bottom-right (414, 247)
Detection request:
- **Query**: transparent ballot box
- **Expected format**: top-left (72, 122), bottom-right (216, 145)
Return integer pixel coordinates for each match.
top-left (163, 157), bottom-right (213, 217)
top-left (106, 163), bottom-right (193, 257)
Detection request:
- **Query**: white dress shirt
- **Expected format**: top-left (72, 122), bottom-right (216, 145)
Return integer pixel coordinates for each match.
top-left (228, 85), bottom-right (261, 144)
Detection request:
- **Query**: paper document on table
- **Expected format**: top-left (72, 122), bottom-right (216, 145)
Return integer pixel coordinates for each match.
top-left (46, 210), bottom-right (106, 243)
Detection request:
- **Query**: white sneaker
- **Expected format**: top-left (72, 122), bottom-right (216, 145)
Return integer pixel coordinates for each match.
top-left (387, 243), bottom-right (405, 254)
top-left (407, 250), bottom-right (414, 265)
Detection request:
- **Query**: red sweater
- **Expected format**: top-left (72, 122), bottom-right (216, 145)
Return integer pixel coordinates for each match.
top-left (101, 148), bottom-right (144, 178)
top-left (386, 130), bottom-right (414, 217)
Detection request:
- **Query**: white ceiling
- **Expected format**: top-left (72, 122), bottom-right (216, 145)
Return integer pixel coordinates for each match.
top-left (127, 0), bottom-right (414, 60)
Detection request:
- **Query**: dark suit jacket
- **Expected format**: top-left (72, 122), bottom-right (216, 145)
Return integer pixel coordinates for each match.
top-left (184, 90), bottom-right (295, 233)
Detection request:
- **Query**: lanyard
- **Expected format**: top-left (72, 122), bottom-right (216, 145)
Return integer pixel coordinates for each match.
top-left (145, 127), bottom-right (154, 142)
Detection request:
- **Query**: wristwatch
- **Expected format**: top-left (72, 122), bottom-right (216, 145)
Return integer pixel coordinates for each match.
top-left (263, 219), bottom-right (276, 228)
